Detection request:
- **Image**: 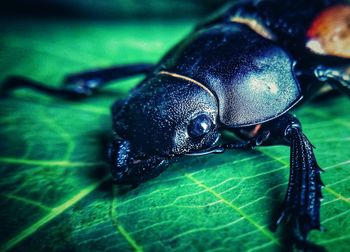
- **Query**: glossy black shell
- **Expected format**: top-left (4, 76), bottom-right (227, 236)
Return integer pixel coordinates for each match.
top-left (155, 23), bottom-right (302, 128)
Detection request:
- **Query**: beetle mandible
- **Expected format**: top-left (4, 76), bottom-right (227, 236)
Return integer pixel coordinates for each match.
top-left (3, 0), bottom-right (350, 249)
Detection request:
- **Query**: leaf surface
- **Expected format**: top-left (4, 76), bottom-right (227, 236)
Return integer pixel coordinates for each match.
top-left (0, 20), bottom-right (349, 252)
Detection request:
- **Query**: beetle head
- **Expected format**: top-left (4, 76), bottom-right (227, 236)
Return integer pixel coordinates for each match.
top-left (109, 75), bottom-right (220, 184)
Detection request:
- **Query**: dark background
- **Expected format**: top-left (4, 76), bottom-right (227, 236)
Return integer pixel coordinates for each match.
top-left (1, 0), bottom-right (227, 20)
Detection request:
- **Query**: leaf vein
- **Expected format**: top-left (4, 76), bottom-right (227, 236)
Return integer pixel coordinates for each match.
top-left (0, 157), bottom-right (107, 167)
top-left (184, 173), bottom-right (281, 246)
top-left (258, 149), bottom-right (350, 205)
top-left (1, 176), bottom-right (109, 252)
top-left (3, 193), bottom-right (52, 212)
top-left (110, 187), bottom-right (143, 252)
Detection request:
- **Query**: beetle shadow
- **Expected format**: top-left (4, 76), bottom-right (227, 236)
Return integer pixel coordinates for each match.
top-left (84, 130), bottom-right (113, 190)
top-left (272, 219), bottom-right (327, 252)
top-left (309, 89), bottom-right (341, 104)
top-left (267, 187), bottom-right (327, 252)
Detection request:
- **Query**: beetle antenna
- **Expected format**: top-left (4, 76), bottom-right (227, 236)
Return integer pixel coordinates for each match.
top-left (186, 131), bottom-right (270, 156)
top-left (185, 146), bottom-right (225, 156)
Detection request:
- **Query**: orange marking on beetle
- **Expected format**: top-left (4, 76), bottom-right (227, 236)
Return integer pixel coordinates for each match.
top-left (236, 124), bottom-right (262, 139)
top-left (250, 124), bottom-right (262, 138)
top-left (158, 71), bottom-right (215, 97)
top-left (306, 5), bottom-right (350, 58)
top-left (230, 16), bottom-right (275, 40)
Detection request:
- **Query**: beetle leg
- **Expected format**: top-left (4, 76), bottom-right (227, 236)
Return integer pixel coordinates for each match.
top-left (1, 63), bottom-right (154, 98)
top-left (63, 63), bottom-right (155, 95)
top-left (314, 65), bottom-right (350, 96)
top-left (280, 127), bottom-right (324, 249)
top-left (1, 76), bottom-right (80, 98)
top-left (185, 130), bottom-right (270, 156)
top-left (260, 114), bottom-right (324, 249)
top-left (222, 130), bottom-right (270, 150)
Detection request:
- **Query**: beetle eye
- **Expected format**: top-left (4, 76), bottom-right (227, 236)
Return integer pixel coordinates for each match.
top-left (188, 114), bottom-right (213, 138)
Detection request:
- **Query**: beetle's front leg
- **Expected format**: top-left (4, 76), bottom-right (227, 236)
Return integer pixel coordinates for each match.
top-left (260, 114), bottom-right (324, 249)
top-left (295, 62), bottom-right (350, 98)
top-left (185, 131), bottom-right (270, 156)
top-left (314, 65), bottom-right (350, 97)
top-left (63, 63), bottom-right (155, 96)
top-left (2, 63), bottom-right (154, 98)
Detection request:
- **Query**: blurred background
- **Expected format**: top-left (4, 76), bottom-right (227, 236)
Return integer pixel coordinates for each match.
top-left (0, 0), bottom-right (230, 85)
top-left (0, 0), bottom-right (227, 20)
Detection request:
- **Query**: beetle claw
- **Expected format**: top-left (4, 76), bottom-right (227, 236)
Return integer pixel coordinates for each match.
top-left (274, 127), bottom-right (323, 248)
top-left (253, 130), bottom-right (271, 146)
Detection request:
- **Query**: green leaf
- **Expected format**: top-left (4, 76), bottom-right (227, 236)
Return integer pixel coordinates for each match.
top-left (1, 20), bottom-right (349, 252)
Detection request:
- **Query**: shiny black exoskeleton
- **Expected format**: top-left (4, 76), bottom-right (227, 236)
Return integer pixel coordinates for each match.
top-left (3, 0), bottom-right (350, 250)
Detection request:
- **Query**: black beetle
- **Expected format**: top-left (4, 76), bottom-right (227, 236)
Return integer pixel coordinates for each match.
top-left (2, 0), bottom-right (350, 249)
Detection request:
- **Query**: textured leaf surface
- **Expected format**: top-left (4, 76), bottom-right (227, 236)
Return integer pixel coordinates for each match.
top-left (0, 20), bottom-right (349, 252)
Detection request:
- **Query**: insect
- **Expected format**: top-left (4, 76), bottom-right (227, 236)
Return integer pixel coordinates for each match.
top-left (2, 0), bottom-right (350, 249)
